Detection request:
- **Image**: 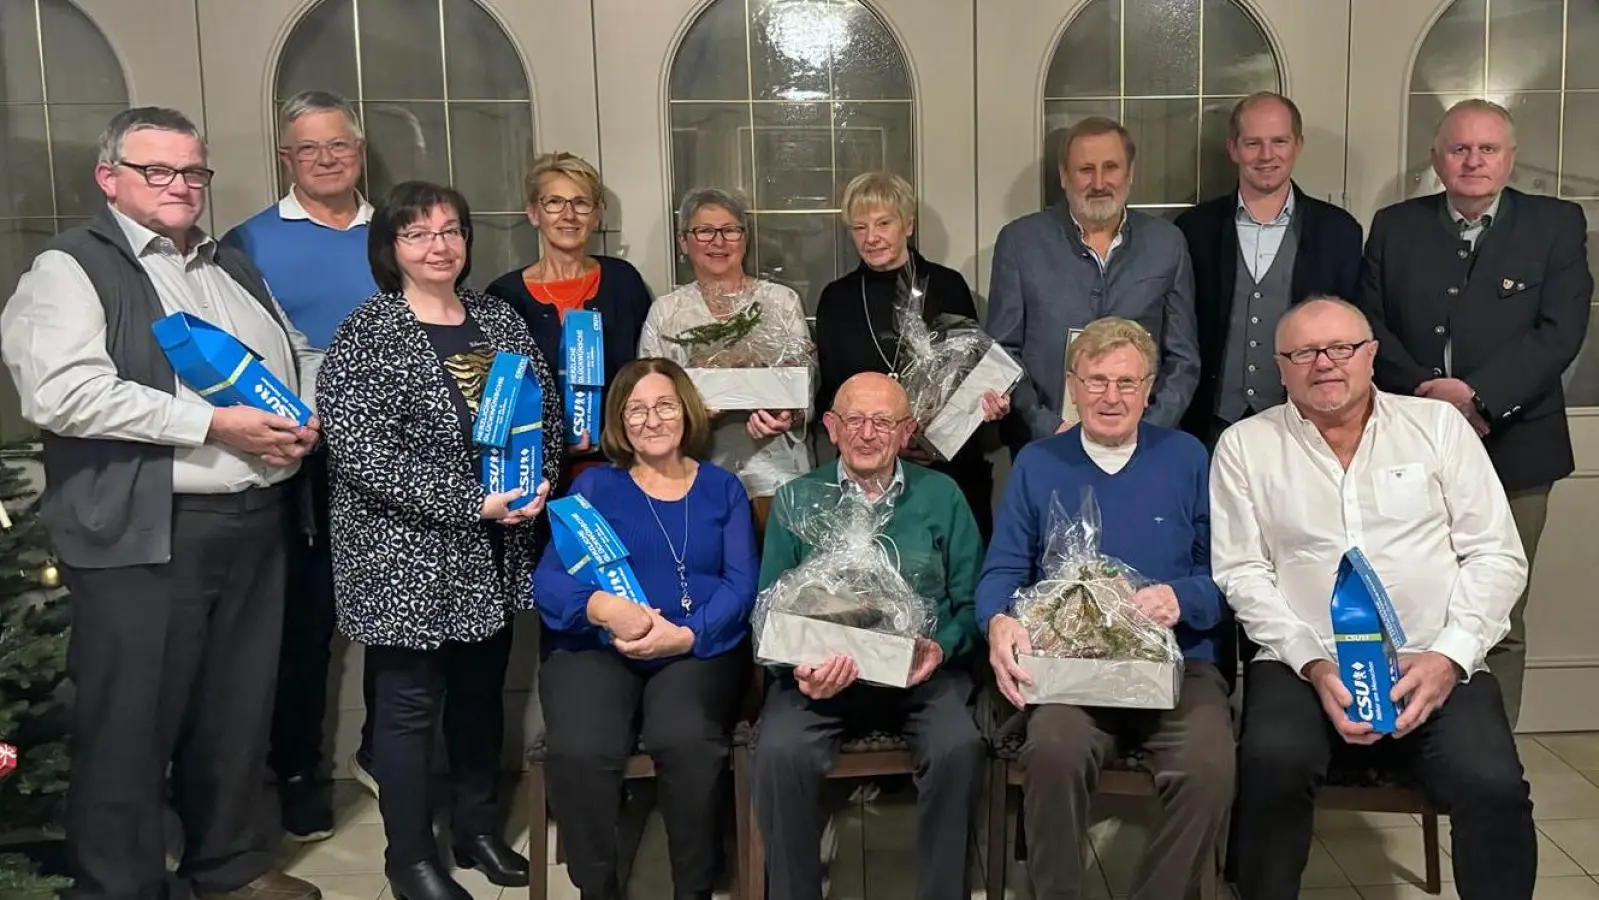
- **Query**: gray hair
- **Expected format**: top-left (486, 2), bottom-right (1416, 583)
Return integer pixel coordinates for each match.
top-left (278, 89), bottom-right (364, 141)
top-left (1433, 98), bottom-right (1516, 152)
top-left (676, 187), bottom-right (749, 233)
top-left (96, 107), bottom-right (205, 166)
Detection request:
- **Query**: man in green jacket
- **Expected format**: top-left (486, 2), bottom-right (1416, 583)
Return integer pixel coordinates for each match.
top-left (753, 372), bottom-right (985, 900)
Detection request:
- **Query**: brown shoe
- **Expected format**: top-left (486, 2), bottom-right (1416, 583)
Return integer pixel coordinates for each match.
top-left (193, 871), bottom-right (322, 900)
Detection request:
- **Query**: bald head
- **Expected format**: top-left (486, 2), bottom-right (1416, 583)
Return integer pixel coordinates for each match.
top-left (1274, 295), bottom-right (1378, 418)
top-left (1274, 296), bottom-right (1372, 351)
top-left (834, 372), bottom-right (910, 418)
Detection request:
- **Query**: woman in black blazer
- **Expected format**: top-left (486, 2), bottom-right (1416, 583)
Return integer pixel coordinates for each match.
top-left (318, 182), bottom-right (564, 900)
top-left (485, 151), bottom-right (652, 487)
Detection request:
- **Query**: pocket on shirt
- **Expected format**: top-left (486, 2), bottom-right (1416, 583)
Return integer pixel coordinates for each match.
top-left (1371, 462), bottom-right (1432, 519)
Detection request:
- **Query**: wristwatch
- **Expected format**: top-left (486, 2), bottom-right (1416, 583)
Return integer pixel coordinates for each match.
top-left (1471, 392), bottom-right (1490, 420)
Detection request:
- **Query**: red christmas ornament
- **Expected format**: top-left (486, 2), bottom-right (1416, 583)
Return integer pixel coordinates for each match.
top-left (0, 742), bottom-right (16, 779)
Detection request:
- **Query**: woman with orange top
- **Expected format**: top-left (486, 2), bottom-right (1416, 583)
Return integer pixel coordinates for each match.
top-left (486, 152), bottom-right (653, 482)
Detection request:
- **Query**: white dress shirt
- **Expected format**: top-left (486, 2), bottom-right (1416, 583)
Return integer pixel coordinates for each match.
top-left (1210, 389), bottom-right (1527, 678)
top-left (0, 206), bottom-right (315, 493)
top-left (278, 186), bottom-right (374, 231)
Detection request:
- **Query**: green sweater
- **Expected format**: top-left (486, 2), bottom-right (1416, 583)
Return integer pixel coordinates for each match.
top-left (758, 462), bottom-right (984, 669)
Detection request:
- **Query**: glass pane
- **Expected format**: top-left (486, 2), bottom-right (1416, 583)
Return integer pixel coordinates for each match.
top-left (0, 104), bottom-right (49, 217)
top-left (1201, 0), bottom-right (1279, 96)
top-left (362, 101), bottom-right (449, 198)
top-left (832, 1), bottom-right (912, 101)
top-left (443, 0), bottom-right (528, 101)
top-left (466, 213), bottom-right (539, 290)
top-left (1585, 203), bottom-right (1599, 303)
top-left (448, 101), bottom-right (533, 215)
top-left (1043, 98), bottom-right (1120, 207)
top-left (749, 212), bottom-right (837, 315)
top-left (1562, 93), bottom-right (1599, 199)
top-left (1487, 0), bottom-right (1563, 92)
top-left (1411, 0), bottom-right (1485, 93)
top-left (1044, 0), bottom-right (1117, 98)
top-left (0, 217), bottom-right (52, 293)
top-left (749, 0), bottom-right (831, 102)
top-left (359, 0), bottom-right (445, 100)
top-left (1568, 0), bottom-right (1599, 90)
top-left (39, 0), bottom-right (124, 103)
top-left (0, 0), bottom-right (44, 103)
top-left (49, 103), bottom-right (124, 217)
top-left (1404, 94), bottom-right (1447, 197)
top-left (669, 102), bottom-right (756, 211)
top-left (834, 102), bottom-right (913, 200)
top-left (750, 101), bottom-right (831, 211)
top-left (1124, 98), bottom-right (1199, 206)
top-left (276, 0), bottom-right (358, 101)
top-left (669, 0), bottom-right (751, 102)
top-left (1198, 98), bottom-right (1235, 201)
top-left (1496, 91), bottom-right (1559, 196)
top-left (1125, 0), bottom-right (1200, 96)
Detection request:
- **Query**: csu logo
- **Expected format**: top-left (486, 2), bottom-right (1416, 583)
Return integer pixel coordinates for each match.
top-left (485, 450), bottom-right (505, 488)
top-left (1350, 660), bottom-right (1376, 722)
top-left (253, 382), bottom-right (297, 420)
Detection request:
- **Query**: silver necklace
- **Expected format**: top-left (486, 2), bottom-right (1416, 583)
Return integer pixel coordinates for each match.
top-left (862, 276), bottom-right (901, 380)
top-left (643, 483), bottom-right (693, 613)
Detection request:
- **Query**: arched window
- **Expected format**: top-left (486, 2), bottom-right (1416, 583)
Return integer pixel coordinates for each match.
top-left (1406, 0), bottom-right (1599, 403)
top-left (1041, 0), bottom-right (1281, 215)
top-left (0, 0), bottom-right (129, 438)
top-left (275, 0), bottom-right (536, 287)
top-left (667, 0), bottom-right (915, 310)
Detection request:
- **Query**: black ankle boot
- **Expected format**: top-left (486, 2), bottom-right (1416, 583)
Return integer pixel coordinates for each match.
top-left (452, 833), bottom-right (530, 887)
top-left (387, 859), bottom-right (470, 900)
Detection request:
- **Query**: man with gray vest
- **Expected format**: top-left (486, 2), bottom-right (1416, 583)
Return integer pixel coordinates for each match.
top-left (1175, 91), bottom-right (1364, 448)
top-left (1, 108), bottom-right (322, 900)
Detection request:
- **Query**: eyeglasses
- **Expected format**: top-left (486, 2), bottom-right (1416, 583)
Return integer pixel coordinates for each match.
top-left (1070, 373), bottom-right (1151, 395)
top-left (685, 225), bottom-right (747, 243)
top-left (1277, 340), bottom-right (1371, 366)
top-left (833, 413), bottom-right (908, 434)
top-left (117, 161), bottom-right (214, 189)
top-left (624, 400), bottom-right (683, 427)
top-left (282, 139), bottom-right (360, 162)
top-left (397, 226), bottom-right (468, 246)
top-left (539, 195), bottom-right (596, 216)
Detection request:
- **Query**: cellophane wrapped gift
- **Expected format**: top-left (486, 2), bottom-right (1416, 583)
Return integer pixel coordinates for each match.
top-left (893, 267), bottom-right (1021, 461)
top-left (752, 478), bottom-right (934, 688)
top-left (668, 290), bottom-right (815, 410)
top-left (1010, 489), bottom-right (1183, 709)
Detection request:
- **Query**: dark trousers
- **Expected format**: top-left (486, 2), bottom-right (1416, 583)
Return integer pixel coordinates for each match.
top-left (366, 625), bottom-right (514, 868)
top-left (1020, 663), bottom-right (1234, 900)
top-left (1233, 660), bottom-right (1535, 900)
top-left (269, 453), bottom-right (337, 780)
top-left (62, 489), bottom-right (287, 900)
top-left (753, 670), bottom-right (984, 900)
top-left (539, 647), bottom-right (748, 900)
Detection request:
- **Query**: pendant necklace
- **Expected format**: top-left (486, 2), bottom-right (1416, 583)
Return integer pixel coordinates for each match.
top-left (644, 483), bottom-right (693, 614)
top-left (862, 276), bottom-right (902, 380)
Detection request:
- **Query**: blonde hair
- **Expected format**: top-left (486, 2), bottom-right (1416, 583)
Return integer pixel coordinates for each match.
top-left (839, 171), bottom-right (917, 228)
top-left (1066, 317), bottom-right (1157, 376)
top-left (524, 151), bottom-right (605, 207)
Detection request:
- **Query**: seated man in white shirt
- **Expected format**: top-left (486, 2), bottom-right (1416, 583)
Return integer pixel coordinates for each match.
top-left (1211, 296), bottom-right (1534, 900)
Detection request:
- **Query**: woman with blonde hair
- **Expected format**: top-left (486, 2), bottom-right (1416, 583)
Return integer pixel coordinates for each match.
top-left (813, 171), bottom-right (1010, 540)
top-left (487, 151), bottom-right (653, 482)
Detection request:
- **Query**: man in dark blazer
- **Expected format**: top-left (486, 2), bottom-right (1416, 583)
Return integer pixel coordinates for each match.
top-left (1176, 92), bottom-right (1363, 447)
top-left (1356, 98), bottom-right (1593, 729)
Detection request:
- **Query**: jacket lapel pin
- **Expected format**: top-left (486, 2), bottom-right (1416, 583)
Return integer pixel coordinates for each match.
top-left (1501, 278), bottom-right (1515, 291)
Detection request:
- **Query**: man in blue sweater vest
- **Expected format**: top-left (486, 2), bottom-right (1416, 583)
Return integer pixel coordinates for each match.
top-left (976, 318), bottom-right (1233, 900)
top-left (221, 90), bottom-right (377, 842)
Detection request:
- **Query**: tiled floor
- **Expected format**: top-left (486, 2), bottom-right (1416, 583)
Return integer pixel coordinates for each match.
top-left (284, 733), bottom-right (1599, 900)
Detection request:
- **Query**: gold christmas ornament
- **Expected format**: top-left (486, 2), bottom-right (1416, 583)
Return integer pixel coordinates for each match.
top-left (38, 560), bottom-right (59, 589)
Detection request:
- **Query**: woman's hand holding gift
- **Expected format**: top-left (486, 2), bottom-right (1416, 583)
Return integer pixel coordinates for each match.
top-left (745, 409), bottom-right (794, 439)
top-left (980, 390), bottom-right (1012, 422)
top-left (587, 591), bottom-right (654, 641)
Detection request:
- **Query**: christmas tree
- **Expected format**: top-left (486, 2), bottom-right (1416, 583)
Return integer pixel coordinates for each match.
top-left (0, 446), bottom-right (73, 897)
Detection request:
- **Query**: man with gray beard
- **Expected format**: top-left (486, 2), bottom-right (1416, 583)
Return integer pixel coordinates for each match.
top-left (987, 116), bottom-right (1199, 449)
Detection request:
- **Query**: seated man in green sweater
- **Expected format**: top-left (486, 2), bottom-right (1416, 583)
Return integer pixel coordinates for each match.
top-left (753, 372), bottom-right (986, 900)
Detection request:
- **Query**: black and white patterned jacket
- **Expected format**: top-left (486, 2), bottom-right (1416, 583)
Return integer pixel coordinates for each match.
top-left (317, 289), bottom-right (565, 649)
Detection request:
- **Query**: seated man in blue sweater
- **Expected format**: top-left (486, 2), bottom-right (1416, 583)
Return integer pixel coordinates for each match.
top-left (977, 317), bottom-right (1232, 900)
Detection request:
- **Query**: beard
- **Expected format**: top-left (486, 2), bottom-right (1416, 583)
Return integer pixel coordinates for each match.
top-left (1069, 191), bottom-right (1125, 227)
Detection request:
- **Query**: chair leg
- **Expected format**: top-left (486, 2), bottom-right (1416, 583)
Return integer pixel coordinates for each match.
top-left (1012, 791), bottom-right (1028, 862)
top-left (985, 760), bottom-right (1009, 900)
top-left (528, 761), bottom-right (549, 900)
top-left (735, 744), bottom-right (765, 900)
top-left (1421, 811), bottom-right (1442, 895)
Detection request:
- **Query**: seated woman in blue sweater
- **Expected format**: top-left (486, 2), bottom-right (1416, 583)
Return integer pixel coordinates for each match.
top-left (975, 317), bottom-right (1233, 900)
top-left (533, 357), bottom-right (758, 900)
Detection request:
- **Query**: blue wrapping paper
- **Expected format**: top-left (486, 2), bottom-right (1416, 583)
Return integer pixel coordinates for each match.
top-left (151, 311), bottom-right (311, 425)
top-left (1331, 548), bottom-right (1409, 734)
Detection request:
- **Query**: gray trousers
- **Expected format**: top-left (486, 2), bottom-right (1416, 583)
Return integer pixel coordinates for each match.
top-left (752, 669), bottom-right (984, 900)
top-left (1489, 485), bottom-right (1552, 730)
top-left (1019, 662), bottom-right (1234, 900)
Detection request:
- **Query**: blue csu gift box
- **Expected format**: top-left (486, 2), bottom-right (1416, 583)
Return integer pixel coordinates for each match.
top-left (151, 311), bottom-right (312, 425)
top-left (548, 494), bottom-right (648, 612)
top-left (474, 352), bottom-right (545, 512)
top-left (1331, 548), bottom-right (1409, 734)
top-left (563, 311), bottom-right (604, 444)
